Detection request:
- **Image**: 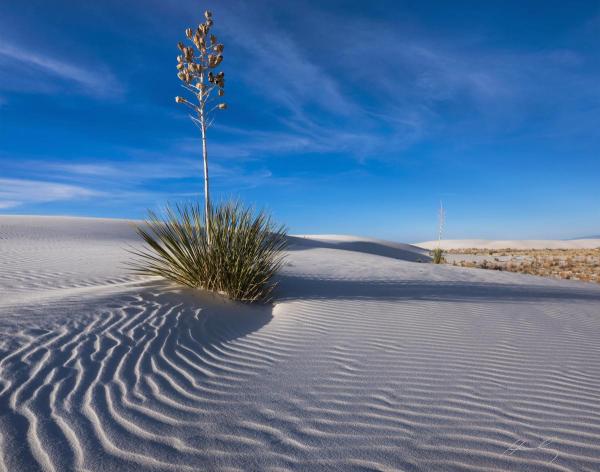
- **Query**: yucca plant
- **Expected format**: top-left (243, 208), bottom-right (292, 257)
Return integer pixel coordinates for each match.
top-left (130, 202), bottom-right (287, 302)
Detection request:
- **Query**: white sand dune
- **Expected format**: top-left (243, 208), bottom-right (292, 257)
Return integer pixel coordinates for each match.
top-left (290, 234), bottom-right (431, 262)
top-left (1, 216), bottom-right (600, 471)
top-left (417, 239), bottom-right (600, 250)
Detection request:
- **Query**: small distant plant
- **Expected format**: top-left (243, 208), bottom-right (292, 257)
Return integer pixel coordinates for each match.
top-left (432, 247), bottom-right (444, 264)
top-left (432, 201), bottom-right (445, 264)
top-left (130, 202), bottom-right (287, 302)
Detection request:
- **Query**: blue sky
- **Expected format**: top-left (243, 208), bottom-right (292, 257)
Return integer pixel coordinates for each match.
top-left (1, 0), bottom-right (599, 241)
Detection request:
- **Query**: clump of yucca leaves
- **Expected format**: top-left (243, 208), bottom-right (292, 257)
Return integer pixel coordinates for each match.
top-left (130, 202), bottom-right (287, 302)
top-left (432, 247), bottom-right (445, 264)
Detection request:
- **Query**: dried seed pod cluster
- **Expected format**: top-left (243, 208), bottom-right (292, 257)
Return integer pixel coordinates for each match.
top-left (174, 10), bottom-right (226, 113)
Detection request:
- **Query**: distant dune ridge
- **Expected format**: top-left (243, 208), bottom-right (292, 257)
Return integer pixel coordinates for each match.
top-left (417, 238), bottom-right (600, 250)
top-left (1, 216), bottom-right (600, 470)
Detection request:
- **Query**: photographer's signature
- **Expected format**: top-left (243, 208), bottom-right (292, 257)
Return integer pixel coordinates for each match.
top-left (503, 438), bottom-right (559, 465)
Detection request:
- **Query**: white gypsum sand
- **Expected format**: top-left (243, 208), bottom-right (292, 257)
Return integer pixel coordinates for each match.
top-left (1, 216), bottom-right (600, 471)
top-left (417, 239), bottom-right (600, 250)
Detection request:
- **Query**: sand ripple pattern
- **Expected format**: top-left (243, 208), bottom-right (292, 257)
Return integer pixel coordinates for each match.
top-left (1, 218), bottom-right (600, 471)
top-left (1, 283), bottom-right (600, 471)
top-left (0, 288), bottom-right (280, 471)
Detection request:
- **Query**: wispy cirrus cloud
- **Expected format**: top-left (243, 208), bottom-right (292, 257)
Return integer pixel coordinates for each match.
top-left (208, 1), bottom-right (600, 160)
top-left (0, 178), bottom-right (100, 209)
top-left (0, 144), bottom-right (294, 210)
top-left (0, 40), bottom-right (122, 98)
top-left (0, 200), bottom-right (19, 209)
top-left (46, 157), bottom-right (289, 191)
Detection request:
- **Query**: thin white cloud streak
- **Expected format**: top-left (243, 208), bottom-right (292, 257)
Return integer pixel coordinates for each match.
top-left (0, 40), bottom-right (121, 98)
top-left (178, 127), bottom-right (378, 160)
top-left (2, 150), bottom-right (293, 206)
top-left (50, 158), bottom-right (275, 186)
top-left (0, 178), bottom-right (100, 209)
top-left (44, 159), bottom-right (197, 181)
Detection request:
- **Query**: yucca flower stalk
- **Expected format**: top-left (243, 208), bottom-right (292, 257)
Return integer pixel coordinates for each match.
top-left (175, 10), bottom-right (227, 245)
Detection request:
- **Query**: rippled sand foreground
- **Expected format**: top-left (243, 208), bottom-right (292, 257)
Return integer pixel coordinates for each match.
top-left (1, 216), bottom-right (600, 471)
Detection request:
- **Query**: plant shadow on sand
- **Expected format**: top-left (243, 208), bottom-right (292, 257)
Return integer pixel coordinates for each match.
top-left (119, 281), bottom-right (275, 344)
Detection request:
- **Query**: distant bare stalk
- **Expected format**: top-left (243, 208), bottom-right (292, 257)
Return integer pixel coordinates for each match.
top-left (437, 200), bottom-right (445, 249)
top-left (174, 10), bottom-right (226, 245)
top-left (433, 201), bottom-right (445, 264)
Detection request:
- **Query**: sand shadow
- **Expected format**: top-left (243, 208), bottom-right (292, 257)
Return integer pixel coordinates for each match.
top-left (274, 275), bottom-right (600, 304)
top-left (147, 281), bottom-right (272, 343)
top-left (81, 280), bottom-right (274, 349)
top-left (286, 235), bottom-right (432, 263)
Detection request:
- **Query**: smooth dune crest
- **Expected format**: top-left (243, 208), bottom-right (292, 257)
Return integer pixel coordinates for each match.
top-left (1, 216), bottom-right (600, 471)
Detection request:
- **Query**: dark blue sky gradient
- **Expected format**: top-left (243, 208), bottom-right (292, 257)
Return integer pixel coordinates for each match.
top-left (1, 0), bottom-right (599, 241)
